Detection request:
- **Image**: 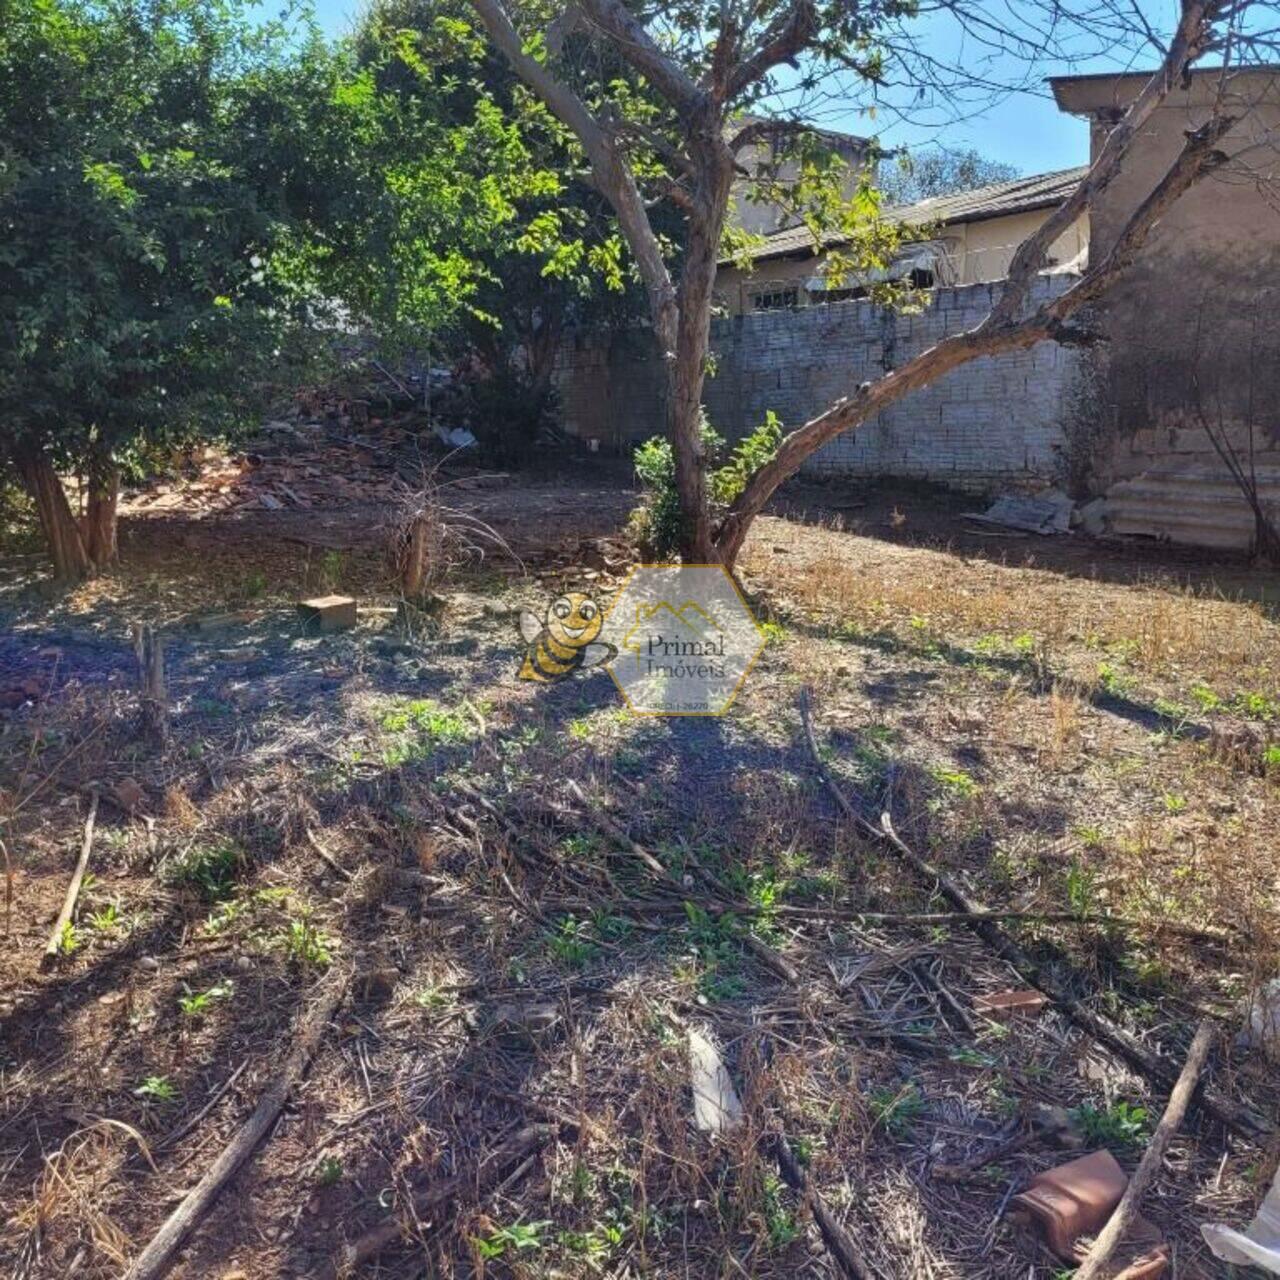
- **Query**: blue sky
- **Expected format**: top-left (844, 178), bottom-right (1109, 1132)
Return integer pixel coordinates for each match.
top-left (282, 0), bottom-right (1177, 176)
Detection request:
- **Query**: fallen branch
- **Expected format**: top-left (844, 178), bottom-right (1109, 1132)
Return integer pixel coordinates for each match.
top-left (324, 1123), bottom-right (557, 1278)
top-left (305, 827), bottom-right (353, 882)
top-left (41, 792), bottom-right (98, 969)
top-left (121, 970), bottom-right (348, 1280)
top-left (799, 689), bottom-right (1267, 1143)
top-left (1073, 1019), bottom-right (1216, 1280)
top-left (775, 1133), bottom-right (873, 1280)
top-left (563, 778), bottom-right (668, 878)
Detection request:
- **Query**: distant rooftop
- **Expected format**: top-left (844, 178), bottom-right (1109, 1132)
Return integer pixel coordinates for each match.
top-left (728, 166), bottom-right (1088, 266)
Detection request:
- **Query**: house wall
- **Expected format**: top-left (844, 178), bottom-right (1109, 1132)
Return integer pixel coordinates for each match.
top-left (1056, 70), bottom-right (1280, 547)
top-left (715, 209), bottom-right (1087, 315)
top-left (554, 275), bottom-right (1082, 490)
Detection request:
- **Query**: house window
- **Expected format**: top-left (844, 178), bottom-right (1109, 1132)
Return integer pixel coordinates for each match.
top-left (752, 286), bottom-right (798, 311)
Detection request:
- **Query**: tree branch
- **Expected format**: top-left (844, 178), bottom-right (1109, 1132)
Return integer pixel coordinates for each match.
top-left (575, 0), bottom-right (706, 114)
top-left (985, 0), bottom-right (1223, 327)
top-left (724, 0), bottom-right (818, 100)
top-left (467, 0), bottom-right (680, 352)
top-left (715, 96), bottom-right (1236, 563)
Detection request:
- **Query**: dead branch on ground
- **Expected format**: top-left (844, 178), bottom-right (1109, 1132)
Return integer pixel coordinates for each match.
top-left (40, 791), bottom-right (98, 969)
top-left (1073, 1019), bottom-right (1217, 1280)
top-left (120, 969), bottom-right (349, 1280)
top-left (799, 687), bottom-right (1268, 1143)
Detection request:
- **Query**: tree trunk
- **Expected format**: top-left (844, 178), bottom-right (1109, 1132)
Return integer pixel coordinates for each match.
top-left (13, 445), bottom-right (92, 582)
top-left (83, 450), bottom-right (120, 569)
top-left (671, 132), bottom-right (734, 562)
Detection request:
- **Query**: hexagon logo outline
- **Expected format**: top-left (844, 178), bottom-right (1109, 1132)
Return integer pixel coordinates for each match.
top-left (600, 562), bottom-right (765, 716)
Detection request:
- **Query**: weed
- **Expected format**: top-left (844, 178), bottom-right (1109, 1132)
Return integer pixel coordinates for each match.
top-left (1065, 859), bottom-right (1097, 917)
top-left (759, 620), bottom-right (786, 646)
top-left (241, 570), bottom-right (267, 600)
top-left (1190, 682), bottom-right (1222, 713)
top-left (57, 920), bottom-right (80, 956)
top-left (178, 980), bottom-right (233, 1019)
top-left (413, 983), bottom-right (453, 1011)
top-left (1163, 793), bottom-right (1187, 815)
top-left (1234, 689), bottom-right (1279, 720)
top-left (761, 1173), bottom-right (800, 1249)
top-left (681, 901), bottom-right (746, 1001)
top-left (89, 902), bottom-right (122, 932)
top-left (1264, 744), bottom-right (1280, 771)
top-left (473, 1218), bottom-right (550, 1259)
top-left (929, 766), bottom-right (978, 799)
top-left (283, 915), bottom-right (333, 971)
top-left (1073, 824), bottom-right (1105, 849)
top-left (1070, 1101), bottom-right (1149, 1149)
top-left (378, 698), bottom-right (472, 765)
top-left (167, 840), bottom-right (242, 902)
top-left (1096, 662), bottom-right (1133, 698)
top-left (547, 915), bottom-right (597, 969)
top-left (868, 1082), bottom-right (925, 1139)
top-left (134, 1075), bottom-right (178, 1103)
top-left (316, 1156), bottom-right (343, 1186)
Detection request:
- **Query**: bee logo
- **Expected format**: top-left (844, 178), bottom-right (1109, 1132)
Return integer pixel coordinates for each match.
top-left (518, 592), bottom-right (616, 683)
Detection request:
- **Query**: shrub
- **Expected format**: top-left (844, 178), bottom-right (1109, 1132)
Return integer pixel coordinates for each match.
top-left (632, 412), bottom-right (782, 557)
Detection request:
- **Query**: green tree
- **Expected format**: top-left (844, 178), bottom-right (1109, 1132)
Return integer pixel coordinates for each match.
top-left (465, 0), bottom-right (1255, 566)
top-left (0, 0), bottom-right (319, 580)
top-left (349, 0), bottom-right (660, 461)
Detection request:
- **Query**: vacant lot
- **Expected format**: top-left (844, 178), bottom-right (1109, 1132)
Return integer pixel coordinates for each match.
top-left (1, 452), bottom-right (1277, 1278)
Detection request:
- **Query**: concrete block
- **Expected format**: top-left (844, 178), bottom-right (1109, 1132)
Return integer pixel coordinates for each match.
top-left (298, 595), bottom-right (357, 633)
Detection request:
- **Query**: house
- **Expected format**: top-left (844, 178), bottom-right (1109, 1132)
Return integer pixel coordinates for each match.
top-left (715, 167), bottom-right (1089, 316)
top-left (1050, 66), bottom-right (1280, 549)
top-left (554, 67), bottom-right (1280, 552)
top-left (728, 120), bottom-right (869, 237)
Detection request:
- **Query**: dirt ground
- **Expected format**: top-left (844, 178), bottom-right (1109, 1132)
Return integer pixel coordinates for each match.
top-left (1, 445), bottom-right (1278, 1279)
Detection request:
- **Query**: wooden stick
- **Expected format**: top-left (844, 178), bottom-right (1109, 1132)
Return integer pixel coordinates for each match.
top-left (323, 1123), bottom-right (557, 1279)
top-left (799, 689), bottom-right (1267, 1144)
top-left (41, 792), bottom-right (98, 968)
top-left (775, 1133), bottom-right (873, 1280)
top-left (121, 971), bottom-right (348, 1280)
top-left (1073, 1019), bottom-right (1216, 1280)
top-left (305, 827), bottom-right (353, 882)
top-left (2, 835), bottom-right (12, 937)
top-left (562, 779), bottom-right (668, 878)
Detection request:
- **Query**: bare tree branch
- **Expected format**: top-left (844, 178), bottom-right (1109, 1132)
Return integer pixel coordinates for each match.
top-left (467, 0), bottom-right (680, 352)
top-left (985, 0), bottom-right (1223, 328)
top-left (715, 101), bottom-right (1237, 563)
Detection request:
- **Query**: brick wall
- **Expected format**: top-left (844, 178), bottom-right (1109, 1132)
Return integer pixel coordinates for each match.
top-left (553, 275), bottom-right (1082, 491)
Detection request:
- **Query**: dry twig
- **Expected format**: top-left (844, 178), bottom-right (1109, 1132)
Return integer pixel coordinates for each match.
top-left (1073, 1019), bottom-right (1217, 1280)
top-left (41, 791), bottom-right (98, 969)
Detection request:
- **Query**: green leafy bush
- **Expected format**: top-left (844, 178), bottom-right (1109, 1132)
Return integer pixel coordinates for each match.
top-left (632, 412), bottom-right (782, 557)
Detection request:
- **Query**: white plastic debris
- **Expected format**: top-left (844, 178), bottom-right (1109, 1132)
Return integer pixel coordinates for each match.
top-left (432, 424), bottom-right (477, 449)
top-left (1238, 978), bottom-right (1280, 1061)
top-left (1202, 1164), bottom-right (1280, 1274)
top-left (687, 1026), bottom-right (742, 1134)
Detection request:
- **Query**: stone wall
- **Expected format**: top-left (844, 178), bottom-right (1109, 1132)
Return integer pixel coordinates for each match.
top-left (553, 274), bottom-right (1082, 492)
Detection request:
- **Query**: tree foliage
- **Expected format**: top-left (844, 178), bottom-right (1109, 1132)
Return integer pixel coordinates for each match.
top-left (0, 0), bottom-right (324, 575)
top-left (465, 0), bottom-right (1265, 565)
top-left (877, 147), bottom-right (1021, 207)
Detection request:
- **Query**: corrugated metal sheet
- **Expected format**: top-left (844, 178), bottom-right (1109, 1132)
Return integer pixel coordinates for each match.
top-left (1104, 465), bottom-right (1280, 550)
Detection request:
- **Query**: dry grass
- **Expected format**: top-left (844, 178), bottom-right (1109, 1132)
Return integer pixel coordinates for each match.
top-left (1, 482), bottom-right (1278, 1278)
